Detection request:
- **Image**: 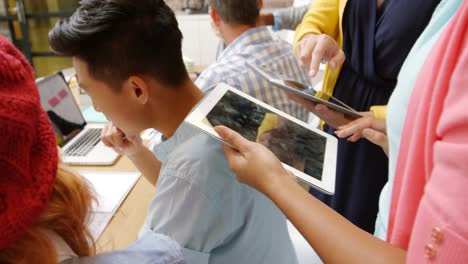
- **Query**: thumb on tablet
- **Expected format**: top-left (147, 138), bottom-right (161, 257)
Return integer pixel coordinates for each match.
top-left (215, 126), bottom-right (250, 153)
top-left (215, 126), bottom-right (249, 174)
top-left (222, 144), bottom-right (247, 174)
top-left (215, 126), bottom-right (290, 193)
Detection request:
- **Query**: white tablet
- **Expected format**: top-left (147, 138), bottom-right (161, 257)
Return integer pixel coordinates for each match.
top-left (185, 83), bottom-right (337, 194)
top-left (246, 62), bottom-right (362, 119)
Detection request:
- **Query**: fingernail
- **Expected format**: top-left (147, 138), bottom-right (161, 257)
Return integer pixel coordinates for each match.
top-left (309, 69), bottom-right (317, 77)
top-left (330, 62), bottom-right (336, 68)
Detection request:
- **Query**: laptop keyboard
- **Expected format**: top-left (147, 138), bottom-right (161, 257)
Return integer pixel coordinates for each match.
top-left (64, 128), bottom-right (102, 157)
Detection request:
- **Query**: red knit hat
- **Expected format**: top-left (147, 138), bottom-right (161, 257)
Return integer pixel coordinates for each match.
top-left (0, 37), bottom-right (58, 249)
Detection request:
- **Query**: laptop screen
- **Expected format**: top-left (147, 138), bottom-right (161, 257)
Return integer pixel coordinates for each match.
top-left (37, 73), bottom-right (86, 146)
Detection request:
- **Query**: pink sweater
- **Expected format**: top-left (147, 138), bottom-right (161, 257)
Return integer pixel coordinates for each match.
top-left (387, 2), bottom-right (468, 262)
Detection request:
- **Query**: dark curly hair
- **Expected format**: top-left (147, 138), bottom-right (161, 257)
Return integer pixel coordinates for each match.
top-left (49, 0), bottom-right (189, 91)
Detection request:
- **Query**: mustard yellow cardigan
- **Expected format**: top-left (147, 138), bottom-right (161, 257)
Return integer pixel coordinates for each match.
top-left (294, 0), bottom-right (386, 119)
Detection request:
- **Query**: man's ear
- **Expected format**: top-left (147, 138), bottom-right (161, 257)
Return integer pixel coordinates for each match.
top-left (124, 76), bottom-right (149, 105)
top-left (209, 7), bottom-right (221, 26)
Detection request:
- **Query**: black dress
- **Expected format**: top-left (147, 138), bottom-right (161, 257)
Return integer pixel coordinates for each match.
top-left (309, 0), bottom-right (440, 233)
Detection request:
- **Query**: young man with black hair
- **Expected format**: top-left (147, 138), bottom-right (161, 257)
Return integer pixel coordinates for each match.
top-left (196, 0), bottom-right (311, 122)
top-left (49, 0), bottom-right (298, 263)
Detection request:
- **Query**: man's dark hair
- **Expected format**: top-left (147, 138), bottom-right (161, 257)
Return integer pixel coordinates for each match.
top-left (209, 0), bottom-right (260, 26)
top-left (49, 0), bottom-right (188, 91)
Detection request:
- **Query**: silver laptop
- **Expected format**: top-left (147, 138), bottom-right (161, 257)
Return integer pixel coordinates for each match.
top-left (37, 72), bottom-right (120, 166)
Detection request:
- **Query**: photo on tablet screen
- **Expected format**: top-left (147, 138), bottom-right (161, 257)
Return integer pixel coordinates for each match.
top-left (204, 90), bottom-right (326, 181)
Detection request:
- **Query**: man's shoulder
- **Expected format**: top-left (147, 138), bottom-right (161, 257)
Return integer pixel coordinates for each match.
top-left (242, 36), bottom-right (293, 54)
top-left (227, 39), bottom-right (297, 74)
top-left (198, 46), bottom-right (291, 82)
top-left (201, 57), bottom-right (245, 77)
top-left (196, 37), bottom-right (294, 82)
top-left (195, 59), bottom-right (242, 91)
top-left (161, 132), bottom-right (236, 195)
top-left (168, 131), bottom-right (223, 160)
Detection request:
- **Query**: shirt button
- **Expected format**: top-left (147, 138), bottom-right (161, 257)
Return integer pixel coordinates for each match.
top-left (431, 227), bottom-right (443, 243)
top-left (424, 244), bottom-right (437, 260)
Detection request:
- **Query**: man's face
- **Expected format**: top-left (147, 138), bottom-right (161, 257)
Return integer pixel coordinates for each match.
top-left (73, 57), bottom-right (143, 136)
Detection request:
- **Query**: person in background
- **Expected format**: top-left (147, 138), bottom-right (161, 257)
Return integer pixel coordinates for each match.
top-left (49, 0), bottom-right (298, 263)
top-left (289, 0), bottom-right (464, 240)
top-left (0, 37), bottom-right (184, 264)
top-left (292, 0), bottom-right (440, 233)
top-left (213, 1), bottom-right (312, 60)
top-left (197, 0), bottom-right (311, 122)
top-left (262, 0), bottom-right (294, 9)
top-left (214, 4), bottom-right (312, 63)
top-left (258, 4), bottom-right (310, 32)
top-left (214, 2), bottom-right (468, 262)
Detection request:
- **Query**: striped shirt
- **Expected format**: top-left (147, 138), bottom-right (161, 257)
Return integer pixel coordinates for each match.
top-left (195, 27), bottom-right (311, 122)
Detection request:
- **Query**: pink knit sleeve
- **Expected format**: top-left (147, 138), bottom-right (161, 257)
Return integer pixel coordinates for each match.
top-left (406, 17), bottom-right (468, 262)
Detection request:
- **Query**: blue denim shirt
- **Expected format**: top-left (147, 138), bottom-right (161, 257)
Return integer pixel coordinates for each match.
top-left (62, 233), bottom-right (185, 264)
top-left (142, 122), bottom-right (298, 264)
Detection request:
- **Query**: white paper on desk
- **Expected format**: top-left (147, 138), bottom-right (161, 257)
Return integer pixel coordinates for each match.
top-left (79, 171), bottom-right (141, 213)
top-left (79, 171), bottom-right (141, 240)
top-left (88, 212), bottom-right (113, 241)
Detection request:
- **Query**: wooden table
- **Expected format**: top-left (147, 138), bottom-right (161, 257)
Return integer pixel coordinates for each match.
top-left (72, 156), bottom-right (155, 253)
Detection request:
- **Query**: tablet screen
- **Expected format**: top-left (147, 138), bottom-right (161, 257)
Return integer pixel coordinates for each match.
top-left (206, 90), bottom-right (326, 180)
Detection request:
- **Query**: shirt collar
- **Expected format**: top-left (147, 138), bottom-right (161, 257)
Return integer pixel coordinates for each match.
top-left (218, 26), bottom-right (273, 61)
top-left (153, 90), bottom-right (216, 163)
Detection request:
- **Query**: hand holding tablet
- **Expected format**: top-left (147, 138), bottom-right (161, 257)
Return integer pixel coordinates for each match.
top-left (286, 93), bottom-right (361, 129)
top-left (185, 83), bottom-right (337, 194)
top-left (214, 125), bottom-right (297, 195)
